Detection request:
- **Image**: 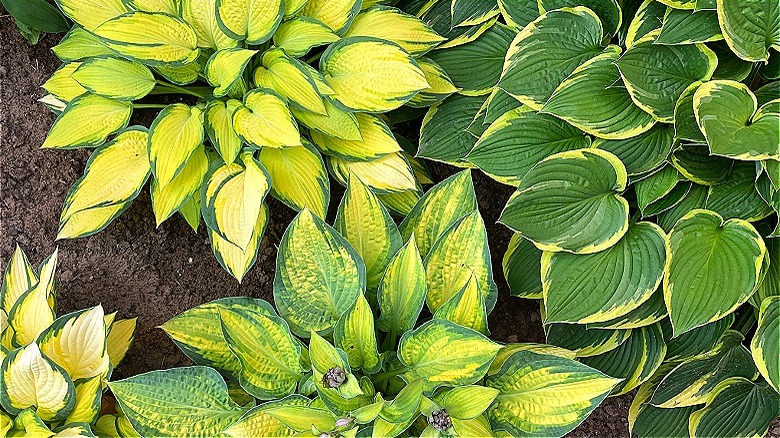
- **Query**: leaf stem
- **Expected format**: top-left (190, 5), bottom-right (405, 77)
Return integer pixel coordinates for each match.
top-left (372, 367), bottom-right (410, 384)
top-left (155, 80), bottom-right (206, 98)
top-left (133, 103), bottom-right (168, 109)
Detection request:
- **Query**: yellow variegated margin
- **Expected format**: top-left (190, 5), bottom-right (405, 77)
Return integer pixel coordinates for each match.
top-left (38, 306), bottom-right (110, 381)
top-left (42, 94), bottom-right (132, 149)
top-left (344, 6), bottom-right (445, 55)
top-left (259, 143), bottom-right (330, 219)
top-left (233, 89), bottom-right (302, 148)
top-left (301, 0), bottom-right (362, 34)
top-left (215, 0), bottom-right (283, 45)
top-left (206, 48), bottom-right (257, 97)
top-left (8, 250), bottom-right (58, 347)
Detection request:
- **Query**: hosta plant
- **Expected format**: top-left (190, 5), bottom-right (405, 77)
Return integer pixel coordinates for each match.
top-left (107, 174), bottom-right (621, 437)
top-left (406, 0), bottom-right (780, 436)
top-left (37, 0), bottom-right (455, 282)
top-left (0, 246), bottom-right (136, 437)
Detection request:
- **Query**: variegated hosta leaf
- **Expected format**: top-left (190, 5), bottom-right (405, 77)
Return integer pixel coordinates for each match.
top-left (161, 297), bottom-right (275, 378)
top-left (497, 0), bottom-right (541, 29)
top-left (688, 377), bottom-right (779, 438)
top-left (587, 288), bottom-right (668, 330)
top-left (635, 165), bottom-right (680, 217)
top-left (625, 0), bottom-right (666, 48)
top-left (205, 99), bottom-right (243, 165)
top-left (407, 57), bottom-right (459, 108)
top-left (54, 0), bottom-right (127, 31)
top-left (149, 104), bottom-right (204, 187)
top-left (255, 49), bottom-right (326, 114)
top-left (399, 319), bottom-right (501, 393)
top-left (205, 48), bottom-right (257, 97)
top-left (52, 27), bottom-right (114, 61)
top-left (345, 6), bottom-right (444, 55)
top-left (308, 331), bottom-right (363, 400)
top-left (291, 98), bottom-right (361, 141)
top-left (1, 342), bottom-right (75, 422)
top-left (92, 11), bottom-right (199, 65)
top-left (209, 204), bottom-right (268, 282)
top-left (439, 385), bottom-right (500, 421)
top-left (320, 37), bottom-right (428, 112)
top-left (616, 33), bottom-right (717, 122)
top-left (376, 239), bottom-right (427, 335)
top-left (752, 296), bottom-right (780, 392)
top-left (71, 57), bottom-right (155, 101)
top-left (546, 324), bottom-right (631, 357)
top-left (539, 0), bottom-right (622, 37)
top-left (328, 152), bottom-right (418, 194)
top-left (543, 222), bottom-right (666, 324)
top-left (151, 146), bottom-right (208, 226)
top-left (399, 170), bottom-right (477, 258)
top-left (153, 58), bottom-right (203, 85)
top-left (424, 210), bottom-right (498, 313)
top-left (300, 0), bottom-right (361, 33)
top-left (223, 396), bottom-right (307, 437)
top-left (418, 94), bottom-right (485, 164)
top-left (377, 189), bottom-right (422, 217)
top-left (542, 46), bottom-right (656, 140)
top-left (272, 17), bottom-right (339, 57)
top-left (258, 143), bottom-right (330, 219)
top-left (486, 350), bottom-right (621, 437)
top-left (264, 403), bottom-right (338, 432)
top-left (232, 89), bottom-right (302, 148)
top-left (450, 0), bottom-right (500, 27)
top-left (273, 210), bottom-right (365, 337)
top-left (310, 113), bottom-right (401, 161)
top-left (334, 176), bottom-right (401, 289)
top-left (181, 0), bottom-right (240, 50)
top-left (109, 366), bottom-right (244, 436)
top-left (663, 315), bottom-right (734, 362)
top-left (106, 317), bottom-right (136, 367)
top-left (42, 94), bottom-right (131, 149)
top-left (8, 250), bottom-right (57, 347)
top-left (675, 82), bottom-right (707, 142)
top-left (717, 0), bottom-right (780, 62)
top-left (7, 409), bottom-right (55, 436)
top-left (629, 363), bottom-right (698, 438)
top-left (466, 106), bottom-right (591, 185)
top-left (215, 0), bottom-right (283, 44)
top-left (593, 123), bottom-right (675, 177)
top-left (65, 375), bottom-right (103, 424)
top-left (489, 343), bottom-right (577, 376)
top-left (220, 307), bottom-right (303, 399)
top-left (694, 80), bottom-right (780, 160)
top-left (1, 245), bottom-right (37, 316)
top-left (124, 0), bottom-right (177, 13)
top-left (706, 161), bottom-right (773, 221)
top-left (434, 273), bottom-right (489, 335)
top-left (498, 7), bottom-right (604, 110)
top-left (664, 209), bottom-right (765, 335)
top-left (38, 306), bottom-right (109, 381)
top-left (499, 149), bottom-right (630, 254)
top-left (42, 63), bottom-right (87, 103)
top-left (655, 7), bottom-right (722, 45)
top-left (333, 293), bottom-right (381, 374)
top-left (502, 233), bottom-right (542, 299)
top-left (418, 0), bottom-right (497, 50)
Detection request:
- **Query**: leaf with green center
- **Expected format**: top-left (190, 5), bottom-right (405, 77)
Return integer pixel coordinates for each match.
top-left (502, 233), bottom-right (543, 299)
top-left (499, 149), bottom-right (630, 254)
top-left (717, 0), bottom-right (780, 62)
top-left (333, 293), bottom-right (381, 374)
top-left (710, 40), bottom-right (754, 81)
top-left (497, 0), bottom-right (540, 29)
top-left (655, 8), bottom-right (722, 44)
top-left (689, 377), bottom-right (779, 438)
top-left (593, 123), bottom-right (674, 176)
top-left (215, 0), bottom-right (283, 45)
top-left (624, 0), bottom-right (666, 48)
top-left (545, 324), bottom-right (630, 357)
top-left (418, 94), bottom-right (486, 164)
top-left (670, 143), bottom-right (733, 186)
top-left (376, 239), bottom-right (427, 336)
top-left (629, 364), bottom-right (699, 438)
top-left (662, 314), bottom-right (734, 362)
top-left (587, 288), bottom-right (668, 330)
top-left (635, 165), bottom-right (681, 216)
top-left (753, 238), bottom-right (780, 306)
top-left (450, 0), bottom-right (500, 27)
top-left (752, 296), bottom-right (780, 392)
top-left (675, 82), bottom-right (706, 142)
top-left (705, 161), bottom-right (773, 220)
top-left (657, 184), bottom-right (710, 232)
top-left (539, 0), bottom-right (621, 36)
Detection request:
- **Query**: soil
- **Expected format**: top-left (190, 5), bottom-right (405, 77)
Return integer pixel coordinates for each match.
top-left (1, 16), bottom-right (775, 437)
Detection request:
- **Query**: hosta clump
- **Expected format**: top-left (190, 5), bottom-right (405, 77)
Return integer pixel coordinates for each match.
top-left (107, 174), bottom-right (621, 437)
top-left (0, 246), bottom-right (136, 436)
top-left (406, 0), bottom-right (780, 436)
top-left (38, 0), bottom-right (456, 282)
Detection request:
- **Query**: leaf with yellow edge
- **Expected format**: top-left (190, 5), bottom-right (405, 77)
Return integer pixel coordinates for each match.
top-left (751, 296), bottom-right (779, 392)
top-left (125, 0), bottom-right (177, 14)
top-left (0, 411), bottom-right (11, 436)
top-left (1, 245), bottom-right (38, 315)
top-left (259, 142), bottom-right (329, 218)
top-left (151, 146), bottom-right (208, 226)
top-left (1, 342), bottom-right (75, 422)
top-left (206, 99), bottom-right (243, 165)
top-left (202, 152), bottom-right (270, 250)
top-left (233, 89), bottom-right (302, 148)
top-left (329, 152), bottom-right (417, 194)
top-left (290, 99), bottom-right (361, 141)
top-left (311, 113), bottom-right (401, 161)
top-left (408, 57), bottom-right (460, 108)
top-left (54, 0), bottom-right (127, 31)
top-left (333, 293), bottom-right (381, 373)
top-left (38, 306), bottom-right (109, 381)
top-left (205, 48), bottom-right (257, 97)
top-left (255, 49), bottom-right (326, 114)
top-left (434, 272), bottom-right (489, 335)
top-left (378, 188), bottom-right (422, 217)
top-left (344, 6), bottom-right (445, 55)
top-left (153, 58), bottom-right (202, 85)
top-left (106, 318), bottom-right (136, 368)
top-left (321, 37), bottom-right (428, 112)
top-left (546, 323), bottom-right (631, 357)
top-left (65, 375), bottom-right (103, 424)
top-left (8, 250), bottom-right (57, 347)
top-left (181, 0), bottom-right (240, 50)
top-left (223, 396), bottom-right (307, 437)
top-left (92, 11), bottom-right (199, 66)
top-left (487, 350), bottom-right (621, 437)
top-left (272, 17), bottom-right (339, 57)
top-left (52, 27), bottom-right (115, 62)
top-left (335, 175), bottom-right (401, 289)
top-left (487, 343), bottom-right (576, 376)
top-left (42, 63), bottom-right (87, 103)
top-left (215, 0), bottom-right (283, 44)
top-left (148, 104), bottom-right (203, 188)
top-left (72, 57), bottom-right (155, 101)
top-left (57, 128), bottom-right (150, 239)
top-left (53, 423), bottom-right (96, 437)
top-left (300, 0), bottom-right (361, 33)
top-left (376, 239), bottom-right (427, 335)
top-left (42, 94), bottom-right (131, 149)
top-left (209, 205), bottom-right (268, 282)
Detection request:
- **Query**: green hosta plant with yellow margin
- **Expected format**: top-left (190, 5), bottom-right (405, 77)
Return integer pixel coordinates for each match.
top-left (404, 0), bottom-right (780, 436)
top-left (0, 246), bottom-right (137, 437)
top-left (105, 173), bottom-right (621, 437)
top-left (37, 0), bottom-right (461, 282)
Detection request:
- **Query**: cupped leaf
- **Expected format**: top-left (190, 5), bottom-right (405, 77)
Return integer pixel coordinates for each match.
top-left (538, 0), bottom-right (622, 37)
top-left (215, 0), bottom-right (283, 44)
top-left (42, 94), bottom-right (131, 149)
top-left (328, 152), bottom-right (418, 194)
top-left (751, 296), bottom-right (779, 392)
top-left (635, 165), bottom-right (681, 216)
top-left (291, 99), bottom-right (361, 141)
top-left (71, 57), bottom-right (155, 101)
top-left (433, 272), bottom-right (489, 335)
top-left (37, 306), bottom-right (109, 381)
top-left (689, 377), bottom-right (779, 438)
top-left (106, 317), bottom-right (135, 367)
top-left (152, 146), bottom-right (208, 225)
top-left (717, 0), bottom-right (780, 62)
top-left (310, 113), bottom-right (401, 161)
top-left (376, 239), bottom-right (427, 336)
top-left (0, 245), bottom-right (37, 315)
top-left (149, 104), bottom-right (204, 188)
top-left (206, 99), bottom-right (243, 165)
top-left (208, 205), bottom-right (268, 282)
top-left (205, 48), bottom-right (257, 97)
top-left (41, 62), bottom-right (87, 103)
top-left (232, 88), bottom-right (302, 148)
top-left (344, 5), bottom-right (445, 55)
top-left (255, 49), bottom-right (326, 114)
top-left (258, 143), bottom-right (330, 219)
top-left (7, 250), bottom-right (57, 347)
top-left (624, 0), bottom-right (666, 48)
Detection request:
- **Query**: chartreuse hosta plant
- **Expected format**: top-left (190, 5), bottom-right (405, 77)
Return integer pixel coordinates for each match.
top-left (401, 0), bottom-right (780, 436)
top-left (0, 246), bottom-right (136, 437)
top-left (105, 174), bottom-right (620, 437)
top-left (37, 0), bottom-right (458, 282)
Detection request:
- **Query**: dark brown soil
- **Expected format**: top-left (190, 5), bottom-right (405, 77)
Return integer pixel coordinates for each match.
top-left (3, 16), bottom-right (770, 438)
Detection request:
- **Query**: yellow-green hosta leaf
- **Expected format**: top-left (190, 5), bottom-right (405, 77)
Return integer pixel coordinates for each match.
top-left (334, 176), bottom-right (402, 289)
top-left (92, 11), bottom-right (199, 65)
top-left (500, 149), bottom-right (630, 254)
top-left (434, 273), bottom-right (489, 335)
top-left (407, 57), bottom-right (459, 108)
top-left (205, 48), bottom-right (257, 97)
top-left (42, 94), bottom-right (131, 149)
top-left (233, 89), bottom-right (302, 148)
top-left (52, 27), bottom-right (115, 62)
top-left (153, 58), bottom-right (202, 85)
top-left (264, 404), bottom-right (338, 432)
top-left (486, 350), bottom-right (621, 437)
top-left (425, 210), bottom-right (498, 313)
top-left (65, 375), bottom-right (102, 424)
top-left (8, 250), bottom-right (57, 347)
top-left (42, 62), bottom-right (87, 103)
top-left (310, 113), bottom-right (401, 161)
top-left (665, 209), bottom-right (765, 335)
top-left (258, 143), bottom-right (329, 218)
top-left (542, 222), bottom-right (667, 324)
top-left (546, 324), bottom-right (631, 357)
top-left (377, 379), bottom-right (424, 424)
top-left (717, 0), bottom-right (780, 62)
top-left (376, 239), bottom-right (427, 335)
top-left (1, 411), bottom-right (12, 436)
top-left (344, 6), bottom-right (445, 55)
top-left (272, 17), bottom-right (339, 57)
top-left (220, 307), bottom-right (302, 399)
top-left (255, 49), bottom-right (326, 114)
top-left (321, 37), bottom-right (428, 112)
top-left (502, 234), bottom-right (542, 299)
top-left (54, 0), bottom-right (127, 31)
top-left (333, 293), bottom-right (381, 373)
top-left (106, 317), bottom-right (136, 367)
top-left (125, 0), bottom-right (177, 13)
top-left (109, 366), bottom-right (244, 437)
top-left (300, 0), bottom-right (361, 33)
top-left (328, 153), bottom-right (418, 194)
top-left (378, 189), bottom-right (422, 217)
top-left (488, 343), bottom-right (577, 376)
top-left (1, 342), bottom-right (75, 422)
top-left (151, 146), bottom-right (208, 226)
top-left (399, 319), bottom-right (501, 393)
top-left (274, 210), bottom-right (366, 337)
top-left (215, 0), bottom-right (283, 44)
top-left (71, 57), bottom-right (155, 101)
top-left (209, 205), bottom-right (268, 282)
top-left (223, 396), bottom-right (306, 437)
top-left (205, 99), bottom-right (243, 164)
top-left (752, 296), bottom-right (779, 392)
top-left (399, 170), bottom-right (477, 258)
top-left (7, 409), bottom-right (53, 436)
top-left (57, 128), bottom-right (150, 239)
top-left (440, 386), bottom-right (499, 421)
top-left (290, 99), bottom-right (361, 141)
top-left (1, 245), bottom-right (37, 316)
top-left (179, 192), bottom-right (202, 232)
top-left (38, 306), bottom-right (109, 381)
top-left (688, 377), bottom-right (779, 438)
top-left (181, 0), bottom-right (240, 50)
